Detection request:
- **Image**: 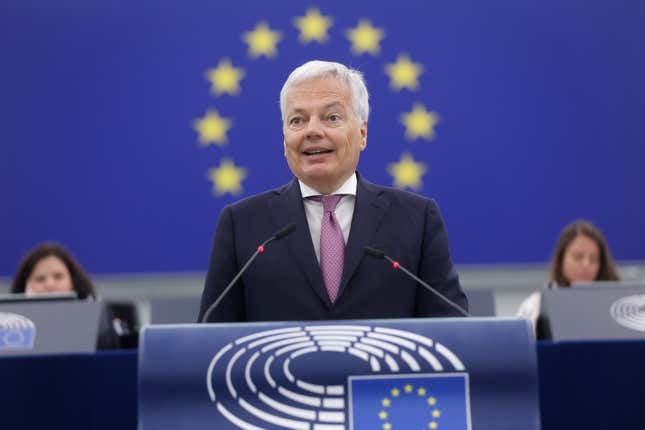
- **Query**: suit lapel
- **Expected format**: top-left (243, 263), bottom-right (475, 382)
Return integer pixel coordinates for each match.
top-left (267, 179), bottom-right (330, 307)
top-left (339, 175), bottom-right (389, 299)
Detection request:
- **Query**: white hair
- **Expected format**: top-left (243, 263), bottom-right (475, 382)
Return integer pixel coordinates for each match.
top-left (279, 60), bottom-right (370, 124)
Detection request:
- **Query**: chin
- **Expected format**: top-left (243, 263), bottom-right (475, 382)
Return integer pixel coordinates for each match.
top-left (301, 167), bottom-right (334, 182)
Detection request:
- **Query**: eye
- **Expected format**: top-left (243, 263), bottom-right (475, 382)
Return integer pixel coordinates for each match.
top-left (328, 113), bottom-right (341, 122)
top-left (572, 252), bottom-right (584, 262)
top-left (288, 116), bottom-right (302, 126)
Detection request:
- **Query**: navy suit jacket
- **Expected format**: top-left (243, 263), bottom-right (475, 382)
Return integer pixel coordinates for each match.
top-left (198, 174), bottom-right (468, 322)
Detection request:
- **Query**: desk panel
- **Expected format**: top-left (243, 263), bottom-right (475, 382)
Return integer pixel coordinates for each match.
top-left (0, 350), bottom-right (137, 430)
top-left (537, 340), bottom-right (645, 429)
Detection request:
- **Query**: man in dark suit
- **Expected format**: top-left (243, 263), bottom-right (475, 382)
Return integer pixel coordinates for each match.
top-left (198, 60), bottom-right (467, 322)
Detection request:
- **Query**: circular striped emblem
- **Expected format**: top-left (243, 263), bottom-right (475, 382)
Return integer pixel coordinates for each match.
top-left (0, 312), bottom-right (35, 330)
top-left (610, 295), bottom-right (645, 332)
top-left (0, 312), bottom-right (36, 349)
top-left (206, 324), bottom-right (466, 430)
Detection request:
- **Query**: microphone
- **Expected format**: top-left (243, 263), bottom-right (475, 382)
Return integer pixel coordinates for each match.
top-left (274, 223), bottom-right (296, 240)
top-left (201, 223), bottom-right (296, 323)
top-left (363, 246), bottom-right (469, 317)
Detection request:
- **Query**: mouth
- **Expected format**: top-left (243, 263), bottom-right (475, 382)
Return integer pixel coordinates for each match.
top-left (302, 148), bottom-right (334, 156)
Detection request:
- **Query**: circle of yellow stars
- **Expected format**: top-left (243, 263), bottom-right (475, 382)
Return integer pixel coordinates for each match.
top-left (380, 384), bottom-right (441, 430)
top-left (243, 22), bottom-right (283, 58)
top-left (388, 153), bottom-right (427, 191)
top-left (208, 159), bottom-right (247, 196)
top-left (193, 109), bottom-right (232, 147)
top-left (294, 8), bottom-right (333, 43)
top-left (194, 7), bottom-right (440, 196)
top-left (205, 58), bottom-right (245, 96)
top-left (401, 104), bottom-right (440, 141)
top-left (385, 54), bottom-right (424, 91)
top-left (346, 19), bottom-right (385, 55)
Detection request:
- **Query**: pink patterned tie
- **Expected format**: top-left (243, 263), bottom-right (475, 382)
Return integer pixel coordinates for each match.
top-left (310, 195), bottom-right (345, 303)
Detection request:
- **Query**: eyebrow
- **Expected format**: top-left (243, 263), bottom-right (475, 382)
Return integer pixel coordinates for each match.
top-left (322, 102), bottom-right (344, 111)
top-left (288, 102), bottom-right (346, 115)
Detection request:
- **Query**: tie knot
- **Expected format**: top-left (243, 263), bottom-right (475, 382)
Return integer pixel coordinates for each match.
top-left (310, 194), bottom-right (344, 212)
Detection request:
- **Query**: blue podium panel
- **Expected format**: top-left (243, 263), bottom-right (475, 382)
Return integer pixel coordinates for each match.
top-left (139, 318), bottom-right (539, 430)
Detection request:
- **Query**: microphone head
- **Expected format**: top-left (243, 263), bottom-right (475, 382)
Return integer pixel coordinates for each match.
top-left (275, 223), bottom-right (296, 240)
top-left (364, 246), bottom-right (385, 259)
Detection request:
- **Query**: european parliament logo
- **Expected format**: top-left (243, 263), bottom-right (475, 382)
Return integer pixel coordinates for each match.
top-left (206, 324), bottom-right (472, 429)
top-left (0, 312), bottom-right (36, 350)
top-left (610, 294), bottom-right (645, 332)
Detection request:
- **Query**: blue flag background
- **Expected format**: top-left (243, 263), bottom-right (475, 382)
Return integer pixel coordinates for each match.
top-left (1, 0), bottom-right (644, 275)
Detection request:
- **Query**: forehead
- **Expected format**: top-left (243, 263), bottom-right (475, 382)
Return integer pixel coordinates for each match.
top-left (568, 235), bottom-right (599, 253)
top-left (285, 76), bottom-right (352, 111)
top-left (33, 255), bottom-right (68, 272)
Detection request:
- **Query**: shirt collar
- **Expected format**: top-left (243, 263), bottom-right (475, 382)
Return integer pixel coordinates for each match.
top-left (299, 173), bottom-right (357, 198)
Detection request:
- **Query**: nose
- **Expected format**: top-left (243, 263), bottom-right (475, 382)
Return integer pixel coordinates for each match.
top-left (304, 116), bottom-right (324, 139)
top-left (43, 276), bottom-right (57, 291)
top-left (582, 256), bottom-right (592, 266)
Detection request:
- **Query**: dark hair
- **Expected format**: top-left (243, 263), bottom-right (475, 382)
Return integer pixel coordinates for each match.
top-left (11, 242), bottom-right (96, 299)
top-left (549, 220), bottom-right (620, 287)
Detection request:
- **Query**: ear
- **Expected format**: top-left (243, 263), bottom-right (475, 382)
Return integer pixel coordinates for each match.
top-left (283, 140), bottom-right (287, 157)
top-left (359, 121), bottom-right (367, 151)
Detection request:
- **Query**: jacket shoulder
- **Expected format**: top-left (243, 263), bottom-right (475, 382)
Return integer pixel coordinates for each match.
top-left (362, 178), bottom-right (438, 209)
top-left (224, 181), bottom-right (293, 212)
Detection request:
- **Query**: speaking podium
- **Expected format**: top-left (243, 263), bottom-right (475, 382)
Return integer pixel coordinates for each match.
top-left (139, 318), bottom-right (539, 430)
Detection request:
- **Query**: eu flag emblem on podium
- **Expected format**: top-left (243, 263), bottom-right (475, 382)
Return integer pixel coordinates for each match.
top-left (349, 373), bottom-right (471, 430)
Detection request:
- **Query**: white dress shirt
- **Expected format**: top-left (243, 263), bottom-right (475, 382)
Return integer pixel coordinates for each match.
top-left (299, 173), bottom-right (357, 263)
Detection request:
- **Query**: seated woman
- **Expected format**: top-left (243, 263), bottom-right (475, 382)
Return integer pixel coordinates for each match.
top-left (517, 220), bottom-right (620, 330)
top-left (12, 242), bottom-right (94, 299)
top-left (11, 242), bottom-right (120, 348)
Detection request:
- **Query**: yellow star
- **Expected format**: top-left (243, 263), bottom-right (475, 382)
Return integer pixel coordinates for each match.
top-left (294, 8), bottom-right (333, 43)
top-left (387, 153), bottom-right (428, 191)
top-left (401, 103), bottom-right (440, 141)
top-left (418, 387), bottom-right (427, 396)
top-left (383, 424), bottom-right (392, 430)
top-left (243, 22), bottom-right (282, 58)
top-left (429, 422), bottom-right (438, 429)
top-left (427, 396), bottom-right (437, 406)
top-left (390, 388), bottom-right (400, 397)
top-left (193, 109), bottom-right (232, 146)
top-left (205, 59), bottom-right (245, 96)
top-left (378, 411), bottom-right (388, 420)
top-left (385, 54), bottom-right (424, 91)
top-left (432, 409), bottom-right (441, 418)
top-left (404, 384), bottom-right (413, 393)
top-left (381, 398), bottom-right (391, 407)
top-left (346, 19), bottom-right (385, 55)
top-left (208, 158), bottom-right (247, 196)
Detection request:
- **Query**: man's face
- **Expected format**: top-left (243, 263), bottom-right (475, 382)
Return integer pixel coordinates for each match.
top-left (283, 76), bottom-right (367, 194)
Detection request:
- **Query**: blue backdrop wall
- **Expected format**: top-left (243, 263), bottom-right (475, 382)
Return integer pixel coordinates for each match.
top-left (2, 0), bottom-right (644, 276)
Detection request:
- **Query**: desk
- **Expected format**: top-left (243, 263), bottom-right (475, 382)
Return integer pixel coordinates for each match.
top-left (1, 341), bottom-right (643, 429)
top-left (0, 350), bottom-right (137, 430)
top-left (537, 340), bottom-right (645, 429)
